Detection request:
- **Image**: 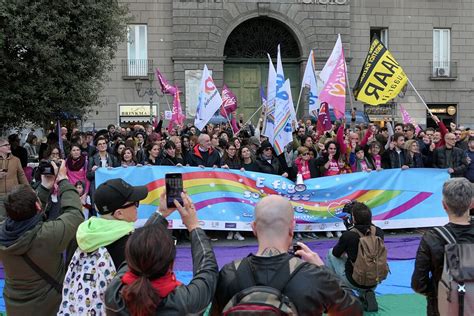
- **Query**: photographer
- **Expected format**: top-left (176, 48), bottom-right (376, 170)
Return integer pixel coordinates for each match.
top-left (326, 202), bottom-right (387, 312)
top-left (0, 160), bottom-right (84, 315)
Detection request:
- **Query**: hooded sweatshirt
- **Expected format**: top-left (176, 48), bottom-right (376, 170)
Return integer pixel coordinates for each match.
top-left (76, 217), bottom-right (134, 268)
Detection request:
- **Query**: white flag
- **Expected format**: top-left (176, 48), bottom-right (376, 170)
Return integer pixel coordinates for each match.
top-left (276, 44), bottom-right (296, 123)
top-left (273, 79), bottom-right (294, 155)
top-left (263, 53), bottom-right (277, 144)
top-left (194, 65), bottom-right (223, 130)
top-left (302, 50), bottom-right (319, 116)
top-left (319, 34), bottom-right (342, 84)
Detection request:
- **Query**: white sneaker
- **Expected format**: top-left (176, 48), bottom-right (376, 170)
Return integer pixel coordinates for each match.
top-left (234, 231), bottom-right (245, 241)
top-left (227, 232), bottom-right (234, 240)
top-left (336, 231), bottom-right (343, 238)
top-left (326, 231), bottom-right (334, 238)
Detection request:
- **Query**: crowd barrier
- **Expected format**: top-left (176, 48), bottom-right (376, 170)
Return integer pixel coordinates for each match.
top-left (96, 167), bottom-right (451, 231)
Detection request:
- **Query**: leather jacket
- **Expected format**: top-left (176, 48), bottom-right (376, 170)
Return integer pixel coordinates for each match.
top-left (105, 227), bottom-right (218, 315)
top-left (432, 146), bottom-right (467, 177)
top-left (411, 223), bottom-right (474, 316)
top-left (211, 253), bottom-right (362, 316)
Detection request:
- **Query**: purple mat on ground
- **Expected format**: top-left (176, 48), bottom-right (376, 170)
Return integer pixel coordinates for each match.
top-left (174, 236), bottom-right (421, 271)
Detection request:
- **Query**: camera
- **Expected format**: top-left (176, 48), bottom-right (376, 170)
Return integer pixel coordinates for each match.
top-left (38, 160), bottom-right (62, 175)
top-left (341, 201), bottom-right (355, 230)
top-left (288, 243), bottom-right (302, 258)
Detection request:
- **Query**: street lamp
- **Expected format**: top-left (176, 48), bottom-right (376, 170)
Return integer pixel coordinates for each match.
top-left (134, 71), bottom-right (160, 124)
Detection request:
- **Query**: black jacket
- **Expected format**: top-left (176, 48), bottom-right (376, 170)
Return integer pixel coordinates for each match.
top-left (382, 148), bottom-right (409, 169)
top-left (86, 153), bottom-right (120, 181)
top-left (332, 224), bottom-right (384, 289)
top-left (105, 227), bottom-right (218, 315)
top-left (432, 146), bottom-right (467, 177)
top-left (411, 223), bottom-right (474, 316)
top-left (210, 253), bottom-right (362, 316)
top-left (255, 155), bottom-right (286, 175)
top-left (189, 145), bottom-right (221, 168)
top-left (405, 152), bottom-right (424, 168)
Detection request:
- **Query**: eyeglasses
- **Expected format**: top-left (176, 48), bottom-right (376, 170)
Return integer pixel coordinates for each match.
top-left (301, 152), bottom-right (310, 156)
top-left (403, 130), bottom-right (409, 132)
top-left (263, 147), bottom-right (272, 151)
top-left (120, 201), bottom-right (139, 209)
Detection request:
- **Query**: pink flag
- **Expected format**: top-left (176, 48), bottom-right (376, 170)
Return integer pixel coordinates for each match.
top-left (317, 102), bottom-right (332, 135)
top-left (220, 85), bottom-right (238, 117)
top-left (319, 50), bottom-right (346, 119)
top-left (400, 104), bottom-right (421, 134)
top-left (155, 68), bottom-right (177, 95)
top-left (168, 88), bottom-right (185, 133)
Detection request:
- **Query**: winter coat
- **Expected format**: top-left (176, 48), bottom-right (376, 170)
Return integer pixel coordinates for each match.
top-left (412, 223), bottom-right (474, 316)
top-left (0, 180), bottom-right (83, 316)
top-left (105, 228), bottom-right (218, 315)
top-left (0, 154), bottom-right (28, 197)
top-left (188, 145), bottom-right (221, 168)
top-left (432, 146), bottom-right (467, 177)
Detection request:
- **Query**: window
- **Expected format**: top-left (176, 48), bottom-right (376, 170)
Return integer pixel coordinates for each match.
top-left (127, 25), bottom-right (148, 76)
top-left (433, 29), bottom-right (450, 77)
top-left (370, 28), bottom-right (388, 47)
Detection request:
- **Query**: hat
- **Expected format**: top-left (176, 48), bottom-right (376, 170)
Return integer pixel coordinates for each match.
top-left (94, 179), bottom-right (148, 215)
top-left (249, 136), bottom-right (260, 147)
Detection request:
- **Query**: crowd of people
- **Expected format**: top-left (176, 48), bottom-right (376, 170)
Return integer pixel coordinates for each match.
top-left (0, 111), bottom-right (473, 315)
top-left (2, 110), bottom-right (473, 238)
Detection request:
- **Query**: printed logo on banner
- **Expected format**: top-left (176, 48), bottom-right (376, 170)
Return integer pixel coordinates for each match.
top-left (211, 221), bottom-right (220, 228)
top-left (225, 223), bottom-right (237, 229)
top-left (167, 220), bottom-right (173, 228)
top-left (198, 220), bottom-right (205, 227)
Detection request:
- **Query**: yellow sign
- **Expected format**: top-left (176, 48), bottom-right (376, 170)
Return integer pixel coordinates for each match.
top-left (353, 38), bottom-right (408, 105)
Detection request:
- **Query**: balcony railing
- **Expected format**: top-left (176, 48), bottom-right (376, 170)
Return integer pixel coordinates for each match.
top-left (429, 61), bottom-right (457, 80)
top-left (121, 59), bottom-right (153, 79)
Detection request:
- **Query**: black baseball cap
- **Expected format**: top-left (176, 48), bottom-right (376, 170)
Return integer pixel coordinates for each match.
top-left (94, 179), bottom-right (148, 215)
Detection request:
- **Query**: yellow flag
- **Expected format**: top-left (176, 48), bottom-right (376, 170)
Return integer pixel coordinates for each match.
top-left (353, 38), bottom-right (407, 105)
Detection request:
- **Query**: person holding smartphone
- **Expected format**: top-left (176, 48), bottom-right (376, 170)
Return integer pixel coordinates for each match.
top-left (0, 138), bottom-right (28, 222)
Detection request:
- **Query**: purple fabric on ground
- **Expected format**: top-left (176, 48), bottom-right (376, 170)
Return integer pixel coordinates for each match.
top-left (174, 236), bottom-right (421, 271)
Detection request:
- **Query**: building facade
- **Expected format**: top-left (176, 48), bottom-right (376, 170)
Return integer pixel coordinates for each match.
top-left (88, 0), bottom-right (474, 130)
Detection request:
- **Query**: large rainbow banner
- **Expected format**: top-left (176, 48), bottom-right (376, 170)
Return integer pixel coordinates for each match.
top-left (96, 167), bottom-right (450, 231)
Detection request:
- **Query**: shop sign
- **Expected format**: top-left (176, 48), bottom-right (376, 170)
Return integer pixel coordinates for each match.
top-left (302, 0), bottom-right (349, 4)
top-left (119, 105), bottom-right (157, 117)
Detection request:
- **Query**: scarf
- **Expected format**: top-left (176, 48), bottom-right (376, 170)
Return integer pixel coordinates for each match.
top-left (122, 270), bottom-right (182, 298)
top-left (66, 154), bottom-right (86, 171)
top-left (0, 213), bottom-right (42, 247)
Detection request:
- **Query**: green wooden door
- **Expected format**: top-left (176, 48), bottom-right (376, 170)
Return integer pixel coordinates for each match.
top-left (224, 62), bottom-right (300, 124)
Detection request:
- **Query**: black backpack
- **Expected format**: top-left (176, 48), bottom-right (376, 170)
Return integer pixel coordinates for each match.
top-left (222, 256), bottom-right (306, 315)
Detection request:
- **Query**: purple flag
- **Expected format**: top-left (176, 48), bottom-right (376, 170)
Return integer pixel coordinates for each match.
top-left (220, 85), bottom-right (238, 118)
top-left (155, 68), bottom-right (177, 95)
top-left (317, 102), bottom-right (332, 135)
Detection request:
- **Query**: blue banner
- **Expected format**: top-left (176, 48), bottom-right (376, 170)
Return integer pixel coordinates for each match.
top-left (96, 167), bottom-right (451, 231)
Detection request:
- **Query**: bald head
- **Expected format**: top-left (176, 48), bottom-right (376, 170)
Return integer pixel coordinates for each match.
top-left (253, 195), bottom-right (294, 239)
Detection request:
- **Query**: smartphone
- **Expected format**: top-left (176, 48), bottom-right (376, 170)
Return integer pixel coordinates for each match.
top-left (288, 243), bottom-right (302, 258)
top-left (165, 173), bottom-right (184, 208)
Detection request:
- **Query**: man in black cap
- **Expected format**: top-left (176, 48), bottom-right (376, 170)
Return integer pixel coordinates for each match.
top-left (255, 141), bottom-right (288, 177)
top-left (75, 178), bottom-right (170, 268)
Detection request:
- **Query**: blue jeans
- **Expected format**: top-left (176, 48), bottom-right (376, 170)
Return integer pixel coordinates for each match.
top-left (326, 248), bottom-right (376, 294)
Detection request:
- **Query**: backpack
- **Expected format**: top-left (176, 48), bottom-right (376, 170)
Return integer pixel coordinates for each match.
top-left (222, 256), bottom-right (306, 315)
top-left (58, 247), bottom-right (117, 316)
top-left (351, 226), bottom-right (389, 287)
top-left (435, 226), bottom-right (474, 316)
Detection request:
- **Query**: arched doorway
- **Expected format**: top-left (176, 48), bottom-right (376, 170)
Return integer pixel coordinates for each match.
top-left (224, 17), bottom-right (302, 123)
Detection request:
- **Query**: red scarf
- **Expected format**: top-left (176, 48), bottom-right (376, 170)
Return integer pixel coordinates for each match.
top-left (121, 270), bottom-right (182, 298)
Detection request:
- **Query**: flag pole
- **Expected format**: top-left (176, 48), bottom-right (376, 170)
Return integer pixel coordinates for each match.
top-left (235, 103), bottom-right (265, 136)
top-left (220, 103), bottom-right (235, 137)
top-left (344, 60), bottom-right (354, 111)
top-left (294, 84), bottom-right (304, 118)
top-left (407, 78), bottom-right (433, 117)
